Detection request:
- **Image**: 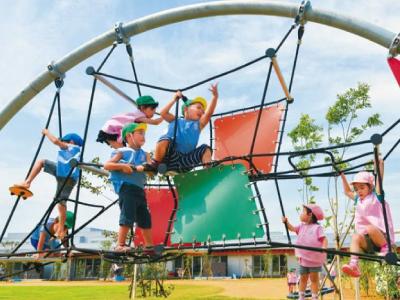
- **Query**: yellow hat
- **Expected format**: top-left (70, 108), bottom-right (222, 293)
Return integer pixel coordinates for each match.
top-left (181, 97), bottom-right (207, 115)
top-left (122, 123), bottom-right (147, 141)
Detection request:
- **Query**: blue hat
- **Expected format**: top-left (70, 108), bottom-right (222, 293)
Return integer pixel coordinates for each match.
top-left (61, 133), bottom-right (83, 146)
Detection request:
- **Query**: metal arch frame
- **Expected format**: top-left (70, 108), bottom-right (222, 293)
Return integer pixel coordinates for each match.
top-left (0, 0), bottom-right (398, 130)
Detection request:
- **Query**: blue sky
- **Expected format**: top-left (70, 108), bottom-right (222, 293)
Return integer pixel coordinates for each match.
top-left (0, 1), bottom-right (399, 244)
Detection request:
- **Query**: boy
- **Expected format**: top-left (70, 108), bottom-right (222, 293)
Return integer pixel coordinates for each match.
top-left (31, 211), bottom-right (74, 258)
top-left (13, 129), bottom-right (82, 239)
top-left (145, 83), bottom-right (218, 173)
top-left (97, 95), bottom-right (163, 149)
top-left (104, 123), bottom-right (153, 252)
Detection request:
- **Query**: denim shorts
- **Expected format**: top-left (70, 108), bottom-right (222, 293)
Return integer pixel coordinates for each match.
top-left (44, 160), bottom-right (77, 206)
top-left (299, 265), bottom-right (322, 275)
top-left (118, 183), bottom-right (151, 229)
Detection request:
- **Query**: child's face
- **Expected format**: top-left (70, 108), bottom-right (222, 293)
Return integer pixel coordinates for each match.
top-left (353, 182), bottom-right (371, 199)
top-left (300, 207), bottom-right (312, 223)
top-left (126, 130), bottom-right (145, 148)
top-left (185, 103), bottom-right (205, 120)
top-left (141, 106), bottom-right (156, 118)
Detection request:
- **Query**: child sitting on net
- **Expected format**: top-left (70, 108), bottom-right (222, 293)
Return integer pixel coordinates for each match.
top-left (283, 204), bottom-right (327, 300)
top-left (104, 123), bottom-right (153, 252)
top-left (96, 95), bottom-right (163, 149)
top-left (145, 83), bottom-right (218, 173)
top-left (14, 129), bottom-right (82, 239)
top-left (30, 211), bottom-right (74, 258)
top-left (340, 158), bottom-right (395, 277)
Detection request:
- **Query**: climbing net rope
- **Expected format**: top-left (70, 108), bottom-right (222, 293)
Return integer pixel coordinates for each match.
top-left (1, 1), bottom-right (399, 281)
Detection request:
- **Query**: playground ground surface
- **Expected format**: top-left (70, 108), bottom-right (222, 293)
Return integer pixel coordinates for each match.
top-left (0, 278), bottom-right (384, 300)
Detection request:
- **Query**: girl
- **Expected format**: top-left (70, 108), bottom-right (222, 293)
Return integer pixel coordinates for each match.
top-left (340, 159), bottom-right (394, 277)
top-left (283, 204), bottom-right (327, 300)
top-left (287, 268), bottom-right (298, 294)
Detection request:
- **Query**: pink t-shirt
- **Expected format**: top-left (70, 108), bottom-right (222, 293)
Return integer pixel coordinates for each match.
top-left (354, 192), bottom-right (395, 244)
top-left (287, 272), bottom-right (298, 284)
top-left (294, 223), bottom-right (326, 267)
top-left (101, 110), bottom-right (146, 143)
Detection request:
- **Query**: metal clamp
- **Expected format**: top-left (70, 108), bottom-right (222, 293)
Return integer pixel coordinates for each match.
top-left (47, 61), bottom-right (65, 81)
top-left (388, 32), bottom-right (400, 58)
top-left (295, 0), bottom-right (311, 25)
top-left (114, 22), bottom-right (130, 44)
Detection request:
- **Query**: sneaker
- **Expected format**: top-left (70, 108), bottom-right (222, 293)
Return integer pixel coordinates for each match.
top-left (342, 263), bottom-right (361, 277)
top-left (114, 245), bottom-right (131, 252)
top-left (379, 244), bottom-right (389, 256)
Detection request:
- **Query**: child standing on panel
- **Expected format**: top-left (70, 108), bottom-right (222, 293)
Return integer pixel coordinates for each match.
top-left (283, 204), bottom-right (327, 300)
top-left (104, 123), bottom-right (153, 252)
top-left (145, 84), bottom-right (218, 173)
top-left (340, 159), bottom-right (394, 277)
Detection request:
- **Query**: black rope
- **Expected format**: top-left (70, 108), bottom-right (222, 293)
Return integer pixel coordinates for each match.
top-left (381, 117), bottom-right (400, 137)
top-left (125, 43), bottom-right (142, 96)
top-left (56, 79), bottom-right (63, 138)
top-left (384, 137), bottom-right (400, 160)
top-left (163, 177), bottom-right (178, 245)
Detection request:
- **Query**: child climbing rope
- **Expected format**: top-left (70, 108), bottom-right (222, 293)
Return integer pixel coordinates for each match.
top-left (340, 158), bottom-right (395, 277)
top-left (144, 83), bottom-right (218, 173)
top-left (282, 204), bottom-right (327, 300)
top-left (104, 123), bottom-right (153, 252)
top-left (12, 129), bottom-right (82, 240)
top-left (96, 95), bottom-right (163, 149)
top-left (30, 211), bottom-right (74, 258)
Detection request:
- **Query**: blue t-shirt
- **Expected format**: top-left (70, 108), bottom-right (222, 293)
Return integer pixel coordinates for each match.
top-left (30, 218), bottom-right (60, 250)
top-left (109, 147), bottom-right (147, 193)
top-left (160, 118), bottom-right (201, 153)
top-left (56, 144), bottom-right (81, 181)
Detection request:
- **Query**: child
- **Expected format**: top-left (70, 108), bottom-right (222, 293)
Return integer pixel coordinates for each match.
top-left (283, 204), bottom-right (327, 300)
top-left (145, 83), bottom-right (218, 173)
top-left (14, 129), bottom-right (82, 239)
top-left (340, 159), bottom-right (394, 277)
top-left (287, 268), bottom-right (298, 294)
top-left (96, 95), bottom-right (163, 148)
top-left (104, 122), bottom-right (153, 252)
top-left (30, 211), bottom-right (74, 257)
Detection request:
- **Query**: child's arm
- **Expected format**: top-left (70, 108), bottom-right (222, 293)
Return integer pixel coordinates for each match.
top-left (37, 232), bottom-right (46, 253)
top-left (321, 236), bottom-right (328, 248)
top-left (282, 217), bottom-right (297, 233)
top-left (42, 129), bottom-right (69, 149)
top-left (136, 117), bottom-right (164, 125)
top-left (104, 152), bottom-right (133, 174)
top-left (374, 158), bottom-right (384, 195)
top-left (135, 153), bottom-right (152, 172)
top-left (340, 172), bottom-right (355, 200)
top-left (200, 83), bottom-right (218, 130)
top-left (160, 91), bottom-right (182, 123)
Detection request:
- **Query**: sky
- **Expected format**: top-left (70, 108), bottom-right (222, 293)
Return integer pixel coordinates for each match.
top-left (0, 0), bottom-right (399, 244)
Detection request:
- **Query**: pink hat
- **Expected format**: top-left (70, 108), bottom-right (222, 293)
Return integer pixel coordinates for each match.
top-left (303, 204), bottom-right (324, 221)
top-left (350, 171), bottom-right (374, 187)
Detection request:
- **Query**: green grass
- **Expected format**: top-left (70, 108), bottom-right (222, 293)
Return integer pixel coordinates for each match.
top-left (0, 285), bottom-right (258, 300)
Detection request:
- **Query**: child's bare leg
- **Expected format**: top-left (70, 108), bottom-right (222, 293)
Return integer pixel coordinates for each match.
top-left (19, 159), bottom-right (45, 188)
top-left (118, 225), bottom-right (130, 246)
top-left (141, 229), bottom-right (153, 247)
top-left (201, 148), bottom-right (212, 167)
top-left (366, 225), bottom-right (387, 247)
top-left (154, 140), bottom-right (170, 162)
top-left (350, 233), bottom-right (367, 253)
top-left (56, 204), bottom-right (67, 239)
top-left (309, 272), bottom-right (319, 294)
top-left (298, 273), bottom-right (309, 299)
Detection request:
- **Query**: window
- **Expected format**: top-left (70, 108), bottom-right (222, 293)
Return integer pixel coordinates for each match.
top-left (253, 255), bottom-right (265, 276)
top-left (193, 256), bottom-right (202, 276)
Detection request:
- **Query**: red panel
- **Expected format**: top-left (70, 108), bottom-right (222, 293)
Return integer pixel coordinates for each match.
top-left (214, 105), bottom-right (283, 173)
top-left (134, 188), bottom-right (176, 247)
top-left (388, 57), bottom-right (400, 86)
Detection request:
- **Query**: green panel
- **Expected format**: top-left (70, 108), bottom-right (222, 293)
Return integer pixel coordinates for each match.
top-left (172, 164), bottom-right (264, 243)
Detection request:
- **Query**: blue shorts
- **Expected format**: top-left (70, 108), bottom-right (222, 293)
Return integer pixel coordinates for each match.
top-left (159, 140), bottom-right (211, 172)
top-left (299, 265), bottom-right (322, 275)
top-left (44, 160), bottom-right (77, 206)
top-left (30, 238), bottom-right (59, 250)
top-left (118, 183), bottom-right (151, 229)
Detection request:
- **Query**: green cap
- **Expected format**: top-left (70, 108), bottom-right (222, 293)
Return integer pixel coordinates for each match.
top-left (65, 211), bottom-right (75, 229)
top-left (136, 95), bottom-right (158, 107)
top-left (122, 123), bottom-right (147, 141)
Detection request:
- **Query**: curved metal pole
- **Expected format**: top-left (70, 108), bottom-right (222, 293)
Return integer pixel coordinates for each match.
top-left (0, 0), bottom-right (398, 130)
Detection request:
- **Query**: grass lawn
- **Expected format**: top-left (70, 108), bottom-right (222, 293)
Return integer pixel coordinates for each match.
top-left (0, 284), bottom-right (259, 300)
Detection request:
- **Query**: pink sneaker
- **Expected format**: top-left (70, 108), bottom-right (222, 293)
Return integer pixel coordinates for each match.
top-left (379, 244), bottom-right (389, 256)
top-left (342, 263), bottom-right (361, 277)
